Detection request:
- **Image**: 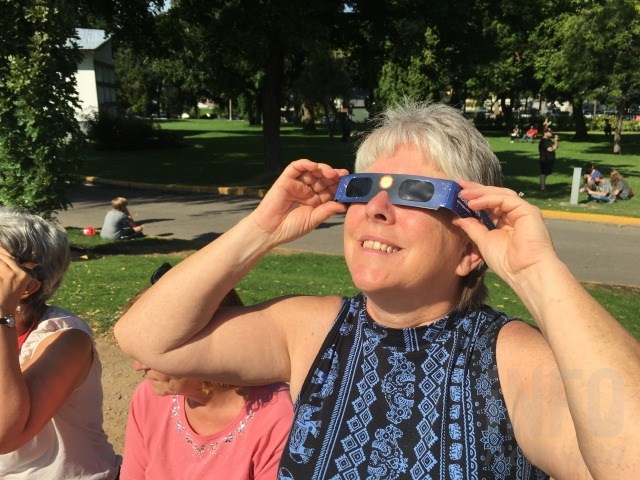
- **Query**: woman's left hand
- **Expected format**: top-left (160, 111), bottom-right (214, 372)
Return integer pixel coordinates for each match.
top-left (452, 181), bottom-right (557, 285)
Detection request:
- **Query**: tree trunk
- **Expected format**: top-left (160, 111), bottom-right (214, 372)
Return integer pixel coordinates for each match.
top-left (571, 98), bottom-right (589, 141)
top-left (262, 40), bottom-right (284, 172)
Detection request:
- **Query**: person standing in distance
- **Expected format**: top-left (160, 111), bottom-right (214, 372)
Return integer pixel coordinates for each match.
top-left (538, 127), bottom-right (558, 191)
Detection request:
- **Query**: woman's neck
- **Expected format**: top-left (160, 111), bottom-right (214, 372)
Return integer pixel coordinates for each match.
top-left (16, 303), bottom-right (47, 336)
top-left (184, 386), bottom-right (248, 436)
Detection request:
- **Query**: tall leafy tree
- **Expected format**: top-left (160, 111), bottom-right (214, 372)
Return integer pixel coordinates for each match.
top-left (0, 0), bottom-right (83, 216)
top-left (532, 0), bottom-right (640, 148)
top-left (465, 0), bottom-right (542, 127)
top-left (151, 0), bottom-right (346, 172)
top-left (292, 48), bottom-right (353, 132)
top-left (347, 0), bottom-right (492, 110)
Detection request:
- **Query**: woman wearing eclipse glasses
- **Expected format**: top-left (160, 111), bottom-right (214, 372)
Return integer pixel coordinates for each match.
top-left (116, 102), bottom-right (640, 479)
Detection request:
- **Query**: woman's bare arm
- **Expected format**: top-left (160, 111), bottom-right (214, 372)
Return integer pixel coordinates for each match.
top-left (115, 160), bottom-right (348, 389)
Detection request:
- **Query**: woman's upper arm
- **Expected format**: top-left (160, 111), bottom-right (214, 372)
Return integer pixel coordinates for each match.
top-left (497, 322), bottom-right (593, 480)
top-left (7, 329), bottom-right (93, 451)
top-left (132, 295), bottom-right (341, 393)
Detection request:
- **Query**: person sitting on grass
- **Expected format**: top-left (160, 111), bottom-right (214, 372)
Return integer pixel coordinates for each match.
top-left (509, 125), bottom-right (521, 143)
top-left (610, 170), bottom-right (634, 201)
top-left (582, 172), bottom-right (613, 203)
top-left (520, 124), bottom-right (538, 142)
top-left (115, 101), bottom-right (640, 480)
top-left (581, 163), bottom-right (602, 191)
top-left (120, 263), bottom-right (294, 480)
top-left (100, 197), bottom-right (144, 240)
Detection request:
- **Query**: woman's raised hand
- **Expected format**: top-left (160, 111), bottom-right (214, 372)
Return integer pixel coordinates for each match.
top-left (452, 181), bottom-right (558, 286)
top-left (0, 254), bottom-right (33, 316)
top-left (250, 160), bottom-right (349, 247)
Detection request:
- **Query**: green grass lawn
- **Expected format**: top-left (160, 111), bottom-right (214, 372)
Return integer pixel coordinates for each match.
top-left (54, 229), bottom-right (640, 341)
top-left (78, 119), bottom-right (640, 217)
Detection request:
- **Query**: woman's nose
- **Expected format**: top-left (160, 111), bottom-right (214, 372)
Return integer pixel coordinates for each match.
top-left (365, 191), bottom-right (396, 223)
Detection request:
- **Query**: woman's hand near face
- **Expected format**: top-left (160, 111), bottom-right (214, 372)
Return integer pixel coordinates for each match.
top-left (0, 254), bottom-right (33, 316)
top-left (452, 181), bottom-right (557, 286)
top-left (249, 159), bottom-right (349, 247)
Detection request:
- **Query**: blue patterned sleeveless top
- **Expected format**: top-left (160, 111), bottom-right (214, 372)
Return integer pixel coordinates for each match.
top-left (278, 293), bottom-right (548, 480)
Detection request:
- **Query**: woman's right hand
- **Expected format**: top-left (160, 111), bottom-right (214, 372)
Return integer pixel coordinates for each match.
top-left (0, 254), bottom-right (32, 317)
top-left (249, 159), bottom-right (349, 247)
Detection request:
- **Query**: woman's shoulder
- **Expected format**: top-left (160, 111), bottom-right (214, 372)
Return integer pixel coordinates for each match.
top-left (248, 383), bottom-right (294, 414)
top-left (246, 383), bottom-right (294, 431)
top-left (19, 307), bottom-right (94, 363)
top-left (39, 306), bottom-right (93, 336)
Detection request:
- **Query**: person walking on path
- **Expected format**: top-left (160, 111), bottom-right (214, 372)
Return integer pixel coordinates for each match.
top-left (538, 127), bottom-right (558, 190)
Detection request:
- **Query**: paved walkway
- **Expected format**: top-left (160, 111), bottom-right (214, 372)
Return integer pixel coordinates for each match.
top-left (57, 177), bottom-right (640, 287)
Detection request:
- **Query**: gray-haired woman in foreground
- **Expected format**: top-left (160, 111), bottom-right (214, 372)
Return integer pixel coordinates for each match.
top-left (116, 102), bottom-right (640, 480)
top-left (0, 207), bottom-right (120, 479)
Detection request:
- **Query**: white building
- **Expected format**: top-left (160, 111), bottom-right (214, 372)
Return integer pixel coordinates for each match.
top-left (74, 28), bottom-right (117, 120)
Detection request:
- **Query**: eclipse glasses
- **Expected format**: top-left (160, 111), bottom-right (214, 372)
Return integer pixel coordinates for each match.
top-left (334, 173), bottom-right (495, 230)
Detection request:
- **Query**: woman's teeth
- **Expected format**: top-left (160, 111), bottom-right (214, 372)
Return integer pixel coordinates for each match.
top-left (362, 240), bottom-right (399, 253)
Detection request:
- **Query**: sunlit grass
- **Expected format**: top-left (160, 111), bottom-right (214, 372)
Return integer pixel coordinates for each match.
top-left (55, 231), bottom-right (639, 339)
top-left (80, 119), bottom-right (640, 217)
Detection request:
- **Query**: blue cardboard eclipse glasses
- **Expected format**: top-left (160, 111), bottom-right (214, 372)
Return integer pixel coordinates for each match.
top-left (334, 173), bottom-right (495, 230)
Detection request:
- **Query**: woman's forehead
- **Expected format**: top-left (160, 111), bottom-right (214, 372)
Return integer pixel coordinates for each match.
top-left (366, 145), bottom-right (447, 179)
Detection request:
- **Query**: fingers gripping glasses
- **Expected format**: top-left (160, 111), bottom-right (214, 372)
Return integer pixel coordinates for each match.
top-left (334, 173), bottom-right (495, 230)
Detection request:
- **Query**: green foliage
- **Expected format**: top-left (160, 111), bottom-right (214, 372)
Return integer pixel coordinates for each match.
top-left (375, 29), bottom-right (443, 107)
top-left (587, 116), bottom-right (640, 132)
top-left (113, 46), bottom-right (151, 116)
top-left (532, 0), bottom-right (640, 143)
top-left (85, 113), bottom-right (185, 150)
top-left (0, 0), bottom-right (84, 216)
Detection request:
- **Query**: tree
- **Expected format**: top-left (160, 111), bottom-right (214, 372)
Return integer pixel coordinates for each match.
top-left (0, 0), bottom-right (84, 216)
top-left (585, 0), bottom-right (640, 153)
top-left (292, 48), bottom-right (353, 133)
top-left (532, 0), bottom-right (640, 148)
top-left (465, 0), bottom-right (542, 128)
top-left (152, 0), bottom-right (347, 173)
top-left (347, 0), bottom-right (496, 110)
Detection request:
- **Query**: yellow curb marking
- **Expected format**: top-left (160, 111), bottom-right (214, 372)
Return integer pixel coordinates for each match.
top-left (541, 210), bottom-right (640, 227)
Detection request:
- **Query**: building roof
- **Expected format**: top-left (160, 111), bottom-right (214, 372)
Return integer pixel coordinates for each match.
top-left (75, 28), bottom-right (111, 51)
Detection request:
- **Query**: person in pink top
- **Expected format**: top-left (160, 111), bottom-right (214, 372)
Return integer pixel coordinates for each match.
top-left (120, 266), bottom-right (294, 480)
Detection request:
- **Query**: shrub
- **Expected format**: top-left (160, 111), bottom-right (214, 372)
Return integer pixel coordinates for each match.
top-left (586, 115), bottom-right (640, 132)
top-left (85, 113), bottom-right (185, 150)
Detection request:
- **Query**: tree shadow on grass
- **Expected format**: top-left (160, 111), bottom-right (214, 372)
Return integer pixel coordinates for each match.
top-left (68, 228), bottom-right (218, 261)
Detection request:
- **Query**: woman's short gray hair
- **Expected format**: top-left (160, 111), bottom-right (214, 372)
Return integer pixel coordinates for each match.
top-left (354, 101), bottom-right (503, 313)
top-left (355, 101), bottom-right (503, 187)
top-left (0, 207), bottom-right (70, 309)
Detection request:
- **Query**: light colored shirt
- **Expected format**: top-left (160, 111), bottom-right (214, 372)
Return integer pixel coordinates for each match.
top-left (101, 209), bottom-right (130, 239)
top-left (121, 381), bottom-right (293, 480)
top-left (0, 307), bottom-right (121, 480)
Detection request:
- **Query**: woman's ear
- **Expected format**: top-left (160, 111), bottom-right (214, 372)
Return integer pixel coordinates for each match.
top-left (21, 278), bottom-right (42, 300)
top-left (455, 239), bottom-right (484, 277)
